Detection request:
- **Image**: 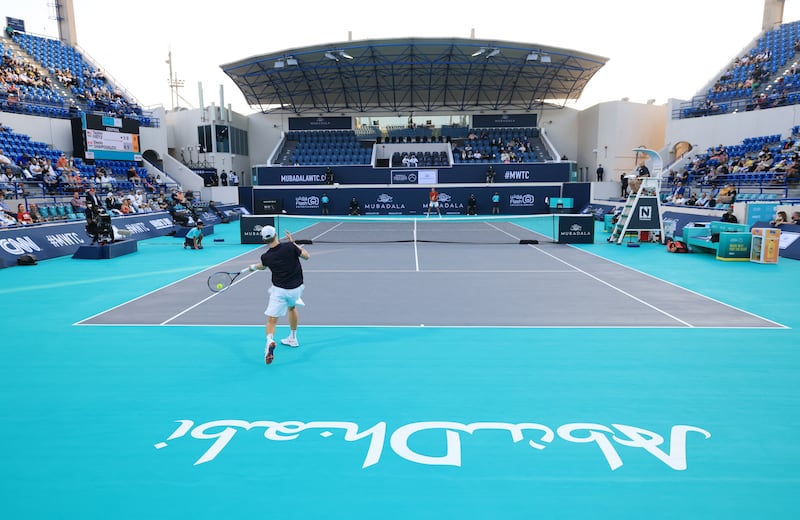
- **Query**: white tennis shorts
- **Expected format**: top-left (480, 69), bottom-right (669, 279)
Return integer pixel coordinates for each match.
top-left (429, 201), bottom-right (439, 208)
top-left (265, 285), bottom-right (306, 317)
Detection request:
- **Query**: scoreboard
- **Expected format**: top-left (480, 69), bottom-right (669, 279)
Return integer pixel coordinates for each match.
top-left (71, 114), bottom-right (141, 161)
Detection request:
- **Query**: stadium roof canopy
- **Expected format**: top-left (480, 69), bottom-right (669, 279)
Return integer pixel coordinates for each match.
top-left (221, 38), bottom-right (608, 115)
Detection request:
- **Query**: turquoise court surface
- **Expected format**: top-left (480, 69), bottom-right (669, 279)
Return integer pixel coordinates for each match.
top-left (1, 220), bottom-right (798, 519)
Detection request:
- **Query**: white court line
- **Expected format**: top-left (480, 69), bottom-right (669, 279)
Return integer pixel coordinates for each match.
top-left (159, 270), bottom-right (258, 325)
top-left (309, 221), bottom-right (344, 241)
top-left (528, 244), bottom-right (694, 327)
top-left (305, 269), bottom-right (575, 273)
top-left (74, 248), bottom-right (261, 326)
top-left (571, 245), bottom-right (789, 329)
top-left (73, 323), bottom-right (789, 330)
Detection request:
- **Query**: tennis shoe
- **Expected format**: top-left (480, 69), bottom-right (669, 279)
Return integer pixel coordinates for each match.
top-left (265, 342), bottom-right (276, 365)
top-left (281, 337), bottom-right (299, 348)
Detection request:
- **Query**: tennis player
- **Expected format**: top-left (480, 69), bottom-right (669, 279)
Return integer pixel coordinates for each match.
top-left (426, 187), bottom-right (441, 217)
top-left (244, 225), bottom-right (310, 365)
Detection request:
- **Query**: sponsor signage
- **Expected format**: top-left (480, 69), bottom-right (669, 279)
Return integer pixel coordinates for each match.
top-left (471, 113), bottom-right (538, 128)
top-left (254, 163), bottom-right (571, 186)
top-left (0, 212), bottom-right (175, 268)
top-left (390, 171), bottom-right (418, 184)
top-left (557, 215), bottom-right (595, 244)
top-left (240, 215), bottom-right (275, 244)
top-left (253, 186), bottom-right (560, 216)
top-left (288, 116), bottom-right (352, 131)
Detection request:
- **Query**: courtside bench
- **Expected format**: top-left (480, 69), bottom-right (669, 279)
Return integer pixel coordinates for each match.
top-left (682, 221), bottom-right (752, 261)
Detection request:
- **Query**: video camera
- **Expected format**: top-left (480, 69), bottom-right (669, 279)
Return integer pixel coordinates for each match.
top-left (86, 208), bottom-right (114, 244)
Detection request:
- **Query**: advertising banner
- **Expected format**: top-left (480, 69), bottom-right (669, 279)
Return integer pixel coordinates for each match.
top-left (240, 215), bottom-right (275, 244)
top-left (255, 163), bottom-right (571, 186)
top-left (253, 185), bottom-right (562, 216)
top-left (288, 116), bottom-right (352, 131)
top-left (0, 212), bottom-right (175, 268)
top-left (557, 215), bottom-right (595, 244)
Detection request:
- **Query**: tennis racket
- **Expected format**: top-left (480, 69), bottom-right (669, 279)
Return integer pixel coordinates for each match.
top-left (207, 271), bottom-right (244, 293)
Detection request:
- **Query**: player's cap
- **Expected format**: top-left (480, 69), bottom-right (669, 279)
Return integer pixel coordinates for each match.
top-left (260, 225), bottom-right (276, 241)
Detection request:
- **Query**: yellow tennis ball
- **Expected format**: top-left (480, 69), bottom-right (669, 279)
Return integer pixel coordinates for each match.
top-left (216, 283), bottom-right (224, 290)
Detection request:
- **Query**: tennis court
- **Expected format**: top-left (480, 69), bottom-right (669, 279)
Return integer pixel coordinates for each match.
top-left (1, 216), bottom-right (798, 519)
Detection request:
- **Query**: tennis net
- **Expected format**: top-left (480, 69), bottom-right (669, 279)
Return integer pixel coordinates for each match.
top-left (273, 214), bottom-right (557, 244)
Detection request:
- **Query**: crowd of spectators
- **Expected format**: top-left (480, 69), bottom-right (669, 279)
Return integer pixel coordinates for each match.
top-left (671, 136), bottom-right (800, 201)
top-left (0, 49), bottom-right (59, 107)
top-left (452, 133), bottom-right (533, 163)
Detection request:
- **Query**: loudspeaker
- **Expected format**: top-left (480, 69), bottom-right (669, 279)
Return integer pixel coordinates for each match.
top-left (17, 254), bottom-right (38, 265)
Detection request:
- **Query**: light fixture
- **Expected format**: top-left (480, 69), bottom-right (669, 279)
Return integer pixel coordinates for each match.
top-left (274, 60), bottom-right (285, 68)
top-left (325, 51), bottom-right (339, 61)
top-left (540, 55), bottom-right (551, 63)
top-left (471, 47), bottom-right (487, 57)
top-left (526, 52), bottom-right (539, 61)
top-left (485, 48), bottom-right (500, 59)
top-left (286, 56), bottom-right (298, 66)
top-left (339, 50), bottom-right (354, 60)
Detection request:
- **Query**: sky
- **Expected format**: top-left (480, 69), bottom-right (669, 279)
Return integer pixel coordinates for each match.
top-left (6, 0), bottom-right (800, 115)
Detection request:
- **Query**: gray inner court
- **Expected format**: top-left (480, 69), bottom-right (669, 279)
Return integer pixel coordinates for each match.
top-left (79, 238), bottom-right (784, 329)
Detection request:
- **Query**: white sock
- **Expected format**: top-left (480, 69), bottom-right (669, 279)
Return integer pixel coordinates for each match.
top-left (289, 330), bottom-right (297, 340)
top-left (267, 335), bottom-right (274, 347)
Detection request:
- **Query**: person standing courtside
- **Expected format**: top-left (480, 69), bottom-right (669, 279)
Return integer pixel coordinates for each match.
top-left (243, 226), bottom-right (310, 365)
top-left (596, 164), bottom-right (604, 181)
top-left (321, 193), bottom-right (330, 215)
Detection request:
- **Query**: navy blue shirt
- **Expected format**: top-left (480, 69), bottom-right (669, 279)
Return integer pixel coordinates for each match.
top-left (260, 242), bottom-right (304, 289)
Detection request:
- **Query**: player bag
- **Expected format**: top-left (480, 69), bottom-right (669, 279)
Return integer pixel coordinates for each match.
top-left (666, 239), bottom-right (688, 253)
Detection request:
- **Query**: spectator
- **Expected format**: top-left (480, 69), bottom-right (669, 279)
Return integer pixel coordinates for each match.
top-left (43, 169), bottom-right (59, 195)
top-left (0, 210), bottom-right (16, 227)
top-left (791, 211), bottom-right (800, 225)
top-left (130, 190), bottom-right (144, 212)
top-left (99, 169), bottom-right (114, 190)
top-left (16, 203), bottom-right (33, 224)
top-left (620, 173), bottom-right (629, 197)
top-left (220, 170), bottom-right (228, 186)
top-left (717, 184), bottom-right (737, 204)
top-left (721, 206), bottom-right (738, 223)
top-left (120, 198), bottom-right (134, 215)
top-left (71, 191), bottom-right (87, 213)
top-left (28, 203), bottom-right (44, 223)
top-left (695, 192), bottom-right (711, 207)
top-left (105, 191), bottom-right (120, 212)
top-left (0, 191), bottom-right (12, 215)
top-left (596, 164), bottom-right (604, 181)
top-left (126, 166), bottom-right (142, 186)
top-left (56, 153), bottom-right (69, 171)
top-left (0, 148), bottom-right (22, 177)
top-left (0, 168), bottom-right (13, 196)
top-left (770, 210), bottom-right (789, 227)
top-left (665, 181), bottom-right (686, 203)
